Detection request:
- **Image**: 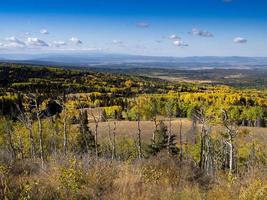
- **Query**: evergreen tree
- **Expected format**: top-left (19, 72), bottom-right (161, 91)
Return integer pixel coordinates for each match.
top-left (148, 121), bottom-right (178, 156)
top-left (76, 110), bottom-right (96, 154)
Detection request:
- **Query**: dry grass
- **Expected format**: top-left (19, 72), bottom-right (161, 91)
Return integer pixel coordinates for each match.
top-left (90, 118), bottom-right (193, 140)
top-left (2, 154), bottom-right (266, 200)
top-left (88, 118), bottom-right (267, 143)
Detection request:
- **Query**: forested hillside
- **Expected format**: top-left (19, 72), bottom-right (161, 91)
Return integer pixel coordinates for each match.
top-left (0, 64), bottom-right (266, 200)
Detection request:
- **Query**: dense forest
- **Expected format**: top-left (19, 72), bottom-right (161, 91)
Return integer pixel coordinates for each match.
top-left (0, 63), bottom-right (267, 200)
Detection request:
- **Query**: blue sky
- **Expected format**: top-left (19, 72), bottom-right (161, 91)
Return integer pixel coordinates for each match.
top-left (0, 0), bottom-right (266, 57)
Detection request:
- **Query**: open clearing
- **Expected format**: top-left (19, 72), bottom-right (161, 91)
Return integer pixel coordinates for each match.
top-left (88, 118), bottom-right (267, 142)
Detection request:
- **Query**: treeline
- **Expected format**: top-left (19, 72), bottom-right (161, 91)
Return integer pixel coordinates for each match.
top-left (0, 64), bottom-right (267, 199)
top-left (0, 63), bottom-right (214, 119)
top-left (0, 64), bottom-right (181, 94)
top-left (124, 93), bottom-right (267, 127)
top-left (1, 94), bottom-right (265, 166)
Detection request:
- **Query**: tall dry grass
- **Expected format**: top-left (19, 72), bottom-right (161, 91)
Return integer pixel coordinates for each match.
top-left (1, 152), bottom-right (266, 200)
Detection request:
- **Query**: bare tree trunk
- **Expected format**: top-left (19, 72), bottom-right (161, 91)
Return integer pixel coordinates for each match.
top-left (112, 122), bottom-right (117, 160)
top-left (188, 117), bottom-right (197, 144)
top-left (225, 133), bottom-right (234, 175)
top-left (222, 109), bottom-right (238, 175)
top-left (94, 123), bottom-right (99, 158)
top-left (137, 118), bottom-right (142, 160)
top-left (136, 99), bottom-right (143, 160)
top-left (108, 121), bottom-right (112, 150)
top-left (152, 117), bottom-right (157, 142)
top-left (91, 109), bottom-right (100, 159)
top-left (196, 109), bottom-right (215, 178)
top-left (27, 125), bottom-right (36, 159)
top-left (200, 129), bottom-right (214, 177)
top-left (179, 120), bottom-right (183, 161)
top-left (167, 116), bottom-right (172, 154)
top-left (228, 141), bottom-right (233, 175)
top-left (63, 107), bottom-right (68, 156)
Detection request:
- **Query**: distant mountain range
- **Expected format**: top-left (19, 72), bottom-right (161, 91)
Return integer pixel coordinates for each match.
top-left (1, 53), bottom-right (267, 69)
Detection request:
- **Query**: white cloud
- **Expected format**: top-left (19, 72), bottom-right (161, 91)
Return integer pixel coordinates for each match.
top-left (52, 47), bottom-right (106, 52)
top-left (173, 40), bottom-right (188, 47)
top-left (169, 34), bottom-right (181, 40)
top-left (25, 37), bottom-right (49, 47)
top-left (5, 36), bottom-right (25, 44)
top-left (112, 40), bottom-right (123, 45)
top-left (69, 37), bottom-right (82, 45)
top-left (190, 28), bottom-right (213, 37)
top-left (136, 22), bottom-right (150, 28)
top-left (40, 29), bottom-right (49, 34)
top-left (53, 41), bottom-right (67, 47)
top-left (233, 37), bottom-right (247, 44)
top-left (4, 36), bottom-right (25, 48)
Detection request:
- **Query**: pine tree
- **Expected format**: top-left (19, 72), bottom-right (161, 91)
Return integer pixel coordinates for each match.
top-left (148, 121), bottom-right (178, 156)
top-left (76, 110), bottom-right (96, 154)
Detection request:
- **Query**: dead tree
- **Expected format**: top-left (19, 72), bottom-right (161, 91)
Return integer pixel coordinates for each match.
top-left (107, 120), bottom-right (117, 160)
top-left (165, 100), bottom-right (175, 155)
top-left (179, 119), bottom-right (183, 162)
top-left (195, 108), bottom-right (215, 178)
top-left (112, 122), bottom-right (117, 160)
top-left (152, 119), bottom-right (158, 143)
top-left (136, 99), bottom-right (143, 160)
top-left (137, 116), bottom-right (142, 160)
top-left (31, 95), bottom-right (45, 167)
top-left (90, 108), bottom-right (100, 158)
top-left (221, 109), bottom-right (238, 175)
top-left (108, 121), bottom-right (112, 149)
top-left (188, 114), bottom-right (197, 145)
top-left (148, 97), bottom-right (158, 142)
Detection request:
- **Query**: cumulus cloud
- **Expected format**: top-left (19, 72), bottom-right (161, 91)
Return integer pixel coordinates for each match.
top-left (4, 36), bottom-right (25, 48)
top-left (5, 36), bottom-right (24, 43)
top-left (40, 29), bottom-right (49, 34)
top-left (69, 37), bottom-right (82, 45)
top-left (173, 40), bottom-right (188, 47)
top-left (233, 37), bottom-right (247, 44)
top-left (169, 34), bottom-right (181, 40)
top-left (136, 22), bottom-right (150, 28)
top-left (25, 37), bottom-right (49, 47)
top-left (190, 28), bottom-right (213, 37)
top-left (52, 41), bottom-right (67, 47)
